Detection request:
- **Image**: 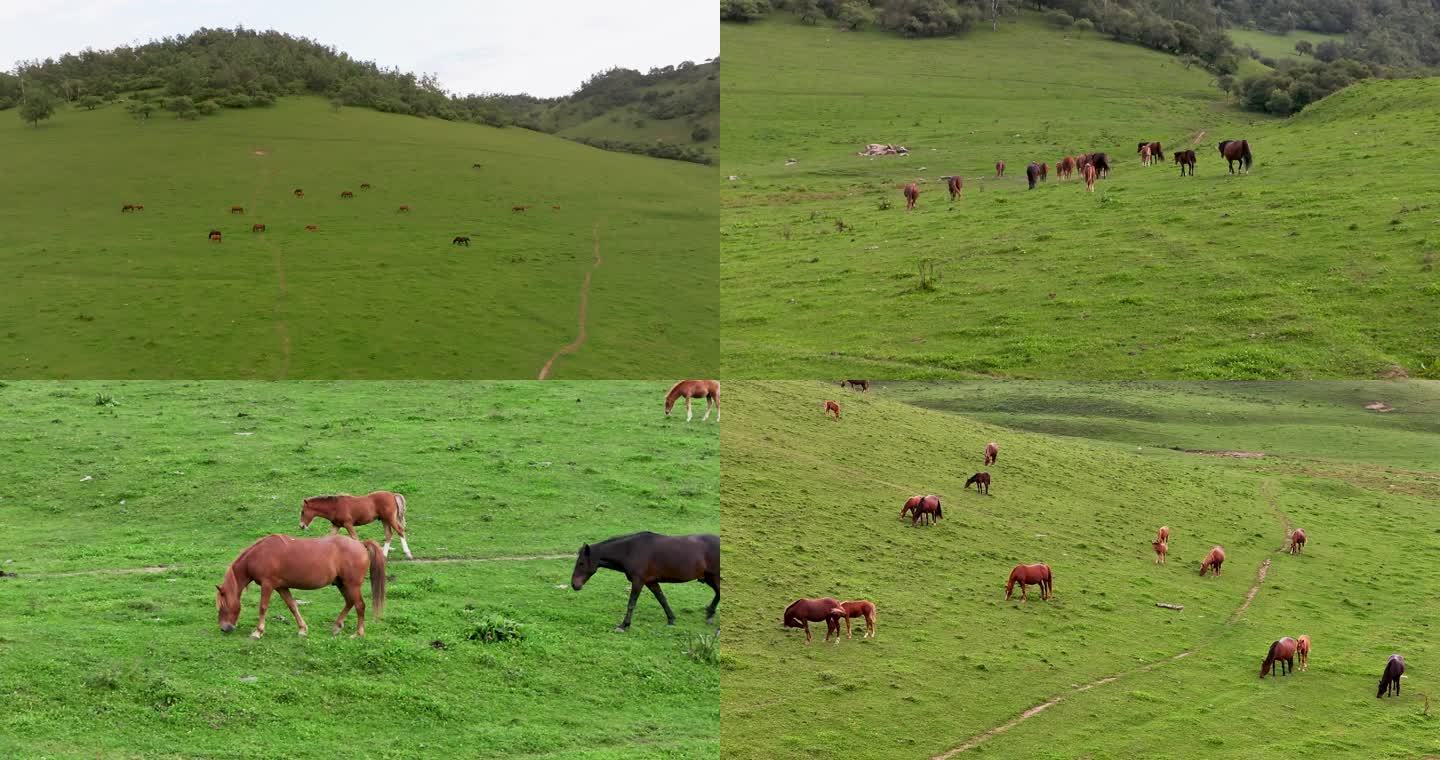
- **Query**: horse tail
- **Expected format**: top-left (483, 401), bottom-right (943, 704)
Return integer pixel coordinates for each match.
top-left (395, 493), bottom-right (407, 528)
top-left (364, 540), bottom-right (386, 618)
top-left (1241, 141), bottom-right (1252, 169)
top-left (935, 499), bottom-right (942, 519)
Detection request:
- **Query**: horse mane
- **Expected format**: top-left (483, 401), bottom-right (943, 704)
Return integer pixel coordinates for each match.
top-left (305, 494), bottom-right (348, 503)
top-left (590, 531), bottom-right (658, 551)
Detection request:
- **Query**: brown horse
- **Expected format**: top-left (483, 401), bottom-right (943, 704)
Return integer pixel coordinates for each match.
top-left (252, 223), bottom-right (266, 233)
top-left (216, 534), bottom-right (385, 638)
top-left (1152, 539), bottom-right (1168, 564)
top-left (1082, 163), bottom-right (1098, 192)
top-left (340, 191), bottom-right (354, 199)
top-left (1039, 162), bottom-right (1049, 181)
top-left (300, 491), bottom-right (412, 559)
top-left (472, 162), bottom-right (483, 169)
top-left (1288, 528), bottom-right (1306, 554)
top-left (293, 188), bottom-right (304, 198)
top-left (1079, 152), bottom-right (1110, 178)
top-left (839, 599), bottom-right (877, 639)
top-left (397, 205), bottom-right (410, 213)
top-left (1005, 563), bottom-right (1053, 601)
top-left (304, 224), bottom-right (319, 231)
top-left (900, 494), bottom-right (942, 526)
top-left (783, 597), bottom-right (845, 644)
top-left (1199, 546), bottom-right (1226, 576)
top-left (452, 236), bottom-right (471, 247)
top-left (1156, 525), bottom-right (1170, 544)
top-left (1174, 150), bottom-right (1197, 176)
top-left (665, 380), bottom-right (720, 422)
top-left (841, 379), bottom-right (869, 392)
top-left (208, 230), bottom-right (222, 242)
top-left (984, 441), bottom-right (999, 466)
top-left (1378, 654), bottom-right (1404, 697)
top-left (1297, 634), bottom-right (1311, 671)
top-left (551, 205), bottom-right (561, 210)
top-left (121, 204), bottom-right (136, 212)
top-left (133, 204), bottom-right (144, 211)
top-left (903, 182), bottom-right (919, 211)
top-left (995, 160), bottom-right (1005, 178)
top-left (1140, 144), bottom-right (1152, 166)
top-left (1260, 636), bottom-right (1298, 678)
top-left (823, 400), bottom-right (841, 421)
top-left (965, 472), bottom-right (990, 495)
top-left (512, 204), bottom-right (531, 212)
top-left (360, 183), bottom-right (371, 190)
top-left (1137, 141), bottom-right (1164, 161)
top-left (946, 175), bottom-right (963, 201)
top-left (1058, 156), bottom-right (1075, 179)
top-left (1218, 139), bottom-right (1252, 174)
top-left (571, 532), bottom-right (719, 631)
top-left (230, 205), bottom-right (244, 214)
top-left (1025, 162), bottom-right (1041, 190)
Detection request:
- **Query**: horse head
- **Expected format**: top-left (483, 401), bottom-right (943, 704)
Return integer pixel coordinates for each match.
top-left (571, 543), bottom-right (597, 590)
top-left (215, 578), bottom-right (241, 633)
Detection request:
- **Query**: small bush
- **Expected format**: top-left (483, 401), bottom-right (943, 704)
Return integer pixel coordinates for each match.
top-left (916, 258), bottom-right (942, 291)
top-left (686, 633), bottom-right (719, 665)
top-left (94, 393), bottom-right (117, 407)
top-left (877, 198), bottom-right (892, 211)
top-left (465, 614), bottom-right (525, 643)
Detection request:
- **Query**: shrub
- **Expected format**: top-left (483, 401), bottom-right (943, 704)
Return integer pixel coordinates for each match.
top-left (686, 633), bottom-right (719, 665)
top-left (464, 614), bottom-right (525, 643)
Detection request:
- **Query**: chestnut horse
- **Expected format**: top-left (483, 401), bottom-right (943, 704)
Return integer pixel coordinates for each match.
top-left (1260, 636), bottom-right (1298, 678)
top-left (840, 599), bottom-right (877, 639)
top-left (397, 205), bottom-right (410, 213)
top-left (965, 472), bottom-right (990, 495)
top-left (215, 534), bottom-right (385, 638)
top-left (903, 182), bottom-right (919, 211)
top-left (1058, 156), bottom-right (1075, 179)
top-left (1288, 528), bottom-right (1306, 554)
top-left (1140, 145), bottom-right (1152, 166)
top-left (572, 532), bottom-right (720, 631)
top-left (300, 491), bottom-right (411, 559)
top-left (900, 494), bottom-right (942, 526)
top-left (1152, 539), bottom-right (1168, 564)
top-left (946, 175), bottom-right (963, 201)
top-left (360, 183), bottom-right (371, 190)
top-left (1297, 634), bottom-right (1311, 671)
top-left (208, 230), bottom-right (222, 242)
top-left (1082, 163), bottom-right (1098, 192)
top-left (293, 188), bottom-right (304, 198)
top-left (1174, 150), bottom-right (1197, 176)
top-left (984, 441), bottom-right (999, 466)
top-left (1006, 563), bottom-right (1052, 601)
top-left (1378, 654), bottom-right (1404, 697)
top-left (1156, 526), bottom-right (1170, 544)
top-left (1026, 162), bottom-right (1041, 190)
top-left (1039, 162), bottom-right (1049, 181)
top-left (665, 379), bottom-right (720, 422)
top-left (1199, 546), bottom-right (1225, 576)
top-left (783, 597), bottom-right (845, 644)
top-left (841, 379), bottom-right (869, 392)
top-left (1219, 139), bottom-right (1252, 174)
top-left (995, 161), bottom-right (1005, 178)
top-left (340, 191), bottom-right (354, 199)
top-left (1137, 141), bottom-right (1164, 162)
top-left (823, 400), bottom-right (841, 420)
top-left (304, 224), bottom-right (319, 232)
top-left (252, 223), bottom-right (266, 233)
top-left (229, 205), bottom-right (244, 214)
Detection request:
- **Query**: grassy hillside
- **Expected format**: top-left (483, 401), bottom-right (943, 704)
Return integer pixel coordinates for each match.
top-left (720, 15), bottom-right (1440, 379)
top-left (0, 97), bottom-right (717, 379)
top-left (0, 381), bottom-right (718, 758)
top-left (1228, 28), bottom-right (1345, 61)
top-left (719, 380), bottom-right (1438, 759)
top-left (548, 61), bottom-right (719, 162)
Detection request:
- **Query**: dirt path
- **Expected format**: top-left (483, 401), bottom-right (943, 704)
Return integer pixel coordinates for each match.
top-left (537, 223), bottom-right (602, 380)
top-left (251, 146), bottom-right (291, 379)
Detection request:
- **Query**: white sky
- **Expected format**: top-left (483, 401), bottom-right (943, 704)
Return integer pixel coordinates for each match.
top-left (0, 0), bottom-right (718, 97)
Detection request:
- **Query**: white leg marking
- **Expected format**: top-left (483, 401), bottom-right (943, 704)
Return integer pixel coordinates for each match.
top-left (400, 535), bottom-right (413, 560)
top-left (381, 543), bottom-right (391, 557)
top-left (686, 399), bottom-right (693, 422)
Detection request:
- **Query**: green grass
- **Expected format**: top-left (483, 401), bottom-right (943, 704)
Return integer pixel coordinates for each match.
top-left (719, 15), bottom-right (1440, 379)
top-left (1228, 28), bottom-right (1346, 62)
top-left (0, 97), bottom-right (717, 379)
top-left (719, 380), bottom-right (1439, 759)
top-left (0, 380), bottom-right (718, 758)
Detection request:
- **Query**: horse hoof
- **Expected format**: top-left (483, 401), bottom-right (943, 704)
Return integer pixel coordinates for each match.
top-left (297, 629), bottom-right (308, 637)
top-left (666, 620), bottom-right (676, 626)
top-left (614, 626), bottom-right (629, 633)
top-left (249, 630), bottom-right (263, 639)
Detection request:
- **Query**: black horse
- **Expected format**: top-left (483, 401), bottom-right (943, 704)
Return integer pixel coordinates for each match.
top-left (841, 379), bottom-right (869, 392)
top-left (1378, 654), bottom-right (1405, 698)
top-left (965, 472), bottom-right (991, 495)
top-left (1026, 162), bottom-right (1042, 190)
top-left (1218, 139), bottom-right (1253, 174)
top-left (571, 532), bottom-right (719, 631)
top-left (452, 236), bottom-right (471, 247)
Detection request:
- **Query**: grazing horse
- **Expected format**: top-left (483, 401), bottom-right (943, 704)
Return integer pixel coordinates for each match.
top-left (1218, 140), bottom-right (1252, 174)
top-left (304, 224), bottom-right (319, 232)
top-left (841, 379), bottom-right (869, 392)
top-left (1289, 528), bottom-right (1306, 554)
top-left (1199, 546), bottom-right (1225, 576)
top-left (452, 236), bottom-right (471, 247)
top-left (1026, 162), bottom-right (1041, 190)
top-left (300, 491), bottom-right (412, 559)
top-left (965, 472), bottom-right (990, 495)
top-left (472, 162), bottom-right (483, 169)
top-left (1297, 635), bottom-right (1311, 671)
top-left (839, 600), bottom-right (877, 639)
top-left (1039, 162), bottom-right (1049, 181)
top-left (215, 534), bottom-right (385, 638)
top-left (1058, 156), bottom-right (1075, 179)
top-left (1174, 150), bottom-right (1197, 176)
top-left (995, 161), bottom-right (1005, 178)
top-left (1260, 636), bottom-right (1298, 678)
top-left (1005, 563), bottom-right (1053, 601)
top-left (571, 532), bottom-right (720, 631)
top-left (360, 183), bottom-right (371, 190)
top-left (252, 223), bottom-right (266, 233)
top-left (512, 204), bottom-right (531, 212)
top-left (984, 441), bottom-right (999, 466)
top-left (1137, 141), bottom-right (1164, 162)
top-left (665, 379), bottom-right (720, 422)
top-left (783, 597), bottom-right (846, 644)
top-left (340, 191), bottom-right (354, 199)
top-left (903, 182), bottom-right (919, 211)
top-left (121, 204), bottom-right (136, 212)
top-left (1378, 654), bottom-right (1405, 697)
top-left (900, 495), bottom-right (942, 526)
top-left (1152, 539), bottom-right (1168, 564)
top-left (946, 175), bottom-right (964, 201)
top-left (397, 205), bottom-right (411, 213)
top-left (133, 204), bottom-right (144, 211)
top-left (823, 400), bottom-right (841, 421)
top-left (208, 230), bottom-right (222, 243)
top-left (1082, 163), bottom-right (1098, 192)
top-left (551, 205), bottom-right (561, 210)
top-left (230, 205), bottom-right (244, 214)
top-left (1157, 526), bottom-right (1171, 544)
top-left (1140, 145), bottom-right (1152, 166)
top-left (293, 189), bottom-right (304, 198)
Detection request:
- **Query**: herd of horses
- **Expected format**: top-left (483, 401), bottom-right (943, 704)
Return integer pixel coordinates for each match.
top-left (899, 138), bottom-right (1255, 209)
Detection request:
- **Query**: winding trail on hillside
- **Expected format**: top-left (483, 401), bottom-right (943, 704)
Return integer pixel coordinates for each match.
top-left (250, 146), bottom-right (292, 379)
top-left (537, 223), bottom-right (602, 380)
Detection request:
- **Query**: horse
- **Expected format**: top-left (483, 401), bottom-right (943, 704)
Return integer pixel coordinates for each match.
top-left (1039, 162), bottom-right (1049, 181)
top-left (229, 205), bottom-right (244, 214)
top-left (215, 534), bottom-right (385, 639)
top-left (1260, 636), bottom-right (1298, 678)
top-left (1140, 145), bottom-right (1152, 166)
top-left (1006, 563), bottom-right (1052, 601)
top-left (1157, 526), bottom-right (1170, 544)
top-left (995, 160), bottom-right (1005, 178)
top-left (903, 182), bottom-right (919, 211)
top-left (304, 224), bottom-right (319, 232)
top-left (452, 236), bottom-right (471, 247)
top-left (397, 205), bottom-right (410, 213)
top-left (1378, 654), bottom-right (1404, 697)
top-left (1058, 156), bottom-right (1075, 179)
top-left (1152, 539), bottom-right (1168, 564)
top-left (900, 495), bottom-right (942, 526)
top-left (293, 188), bottom-right (304, 198)
top-left (208, 230), bottom-right (222, 243)
top-left (472, 162), bottom-right (483, 169)
top-left (512, 204), bottom-right (531, 212)
top-left (340, 191), bottom-right (354, 199)
top-left (823, 400), bottom-right (841, 421)
top-left (984, 441), bottom-right (999, 466)
top-left (839, 600), bottom-right (877, 639)
top-left (1199, 546), bottom-right (1225, 576)
top-left (1082, 163), bottom-right (1098, 192)
top-left (360, 183), bottom-right (371, 190)
top-left (1026, 162), bottom-right (1041, 190)
top-left (300, 491), bottom-right (412, 559)
top-left (965, 472), bottom-right (990, 495)
top-left (551, 205), bottom-right (561, 210)
top-left (1289, 528), bottom-right (1306, 554)
top-left (1297, 635), bottom-right (1311, 671)
top-left (841, 379), bottom-right (869, 392)
top-left (1091, 152), bottom-right (1110, 178)
top-left (783, 597), bottom-right (845, 644)
top-left (252, 223), bottom-right (266, 233)
top-left (1174, 150), bottom-right (1197, 176)
top-left (133, 204), bottom-right (144, 211)
top-left (571, 532), bottom-right (719, 631)
top-left (121, 204), bottom-right (136, 212)
top-left (1137, 141), bottom-right (1164, 162)
top-left (1218, 140), bottom-right (1252, 174)
top-left (665, 379), bottom-right (720, 422)
top-left (946, 175), bottom-right (963, 201)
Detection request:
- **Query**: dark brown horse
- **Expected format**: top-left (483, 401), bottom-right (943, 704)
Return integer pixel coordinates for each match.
top-left (230, 205), bottom-right (244, 214)
top-left (340, 191), bottom-right (354, 199)
top-left (252, 223), bottom-right (266, 233)
top-left (293, 188), bottom-right (304, 198)
top-left (397, 205), bottom-right (410, 213)
top-left (512, 204), bottom-right (531, 212)
top-left (1261, 636), bottom-right (1298, 678)
top-left (1298, 635), bottom-right (1311, 671)
top-left (1137, 141), bottom-right (1164, 161)
top-left (360, 183), bottom-right (371, 190)
top-left (300, 491), bottom-right (412, 559)
top-left (1039, 162), bottom-right (1049, 181)
top-left (1218, 140), bottom-right (1252, 174)
top-left (571, 532), bottom-right (719, 631)
top-left (1026, 162), bottom-right (1041, 190)
top-left (1199, 545), bottom-right (1225, 576)
top-left (121, 204), bottom-right (137, 212)
top-left (1078, 152), bottom-right (1110, 178)
top-left (984, 441), bottom-right (999, 466)
top-left (1058, 156), bottom-right (1075, 179)
top-left (216, 534), bottom-right (385, 638)
top-left (1006, 563), bottom-right (1052, 601)
top-left (665, 379), bottom-right (720, 422)
top-left (965, 472), bottom-right (990, 495)
top-left (304, 224), bottom-right (319, 231)
top-left (1288, 528), bottom-right (1306, 554)
top-left (995, 160), bottom-right (1005, 178)
top-left (1174, 150), bottom-right (1197, 176)
top-left (1378, 654), bottom-right (1404, 697)
top-left (900, 494), bottom-right (942, 526)
top-left (841, 379), bottom-right (869, 392)
top-left (839, 599), bottom-right (877, 639)
top-left (946, 175), bottom-right (964, 201)
top-left (903, 182), bottom-right (919, 211)
top-left (823, 400), bottom-right (841, 420)
top-left (208, 230), bottom-right (222, 242)
top-left (783, 597), bottom-right (845, 644)
top-left (452, 236), bottom-right (471, 246)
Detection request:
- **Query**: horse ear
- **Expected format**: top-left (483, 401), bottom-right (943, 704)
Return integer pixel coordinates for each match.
top-left (581, 543), bottom-right (590, 557)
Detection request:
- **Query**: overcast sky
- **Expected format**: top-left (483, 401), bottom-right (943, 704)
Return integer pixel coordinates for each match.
top-left (0, 0), bottom-right (718, 97)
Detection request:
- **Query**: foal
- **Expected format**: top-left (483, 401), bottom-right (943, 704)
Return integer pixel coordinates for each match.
top-left (965, 472), bottom-right (990, 495)
top-left (300, 491), bottom-right (412, 559)
top-left (839, 600), bottom-right (877, 639)
top-left (823, 400), bottom-right (841, 421)
top-left (1152, 539), bottom-right (1168, 564)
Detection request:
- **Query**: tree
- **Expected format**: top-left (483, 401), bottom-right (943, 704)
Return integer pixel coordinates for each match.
top-left (720, 0), bottom-right (766, 22)
top-left (691, 125), bottom-right (712, 142)
top-left (1314, 40), bottom-right (1342, 63)
top-left (128, 101), bottom-right (156, 122)
top-left (19, 90), bottom-right (56, 126)
top-left (1294, 40), bottom-right (1314, 56)
top-left (79, 95), bottom-right (103, 110)
top-left (167, 95), bottom-right (197, 119)
top-left (1074, 17), bottom-right (1094, 33)
top-left (837, 0), bottom-right (875, 29)
top-left (796, 0), bottom-right (822, 24)
top-left (330, 97), bottom-right (344, 113)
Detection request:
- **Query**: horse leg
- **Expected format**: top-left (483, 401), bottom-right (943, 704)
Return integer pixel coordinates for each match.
top-left (685, 397), bottom-right (693, 423)
top-left (348, 581), bottom-right (367, 637)
top-left (251, 585), bottom-right (274, 638)
top-left (703, 574), bottom-right (720, 624)
top-left (617, 578), bottom-right (644, 632)
top-left (395, 522), bottom-right (413, 560)
top-left (278, 588), bottom-right (308, 636)
top-left (382, 522), bottom-right (394, 557)
top-left (803, 621), bottom-right (812, 645)
top-left (701, 396), bottom-right (712, 422)
top-left (345, 524), bottom-right (360, 543)
top-left (843, 615), bottom-right (852, 639)
top-left (331, 585), bottom-right (355, 636)
top-left (645, 581), bottom-right (677, 625)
